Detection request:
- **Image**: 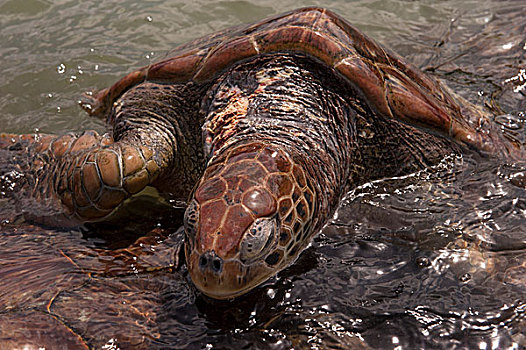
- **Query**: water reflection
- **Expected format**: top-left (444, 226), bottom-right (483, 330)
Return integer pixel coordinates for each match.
top-left (1, 0), bottom-right (525, 349)
top-left (505, 69), bottom-right (526, 95)
top-left (323, 152), bottom-right (526, 348)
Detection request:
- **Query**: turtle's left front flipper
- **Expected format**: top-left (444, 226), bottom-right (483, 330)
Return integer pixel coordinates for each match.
top-left (0, 131), bottom-right (163, 225)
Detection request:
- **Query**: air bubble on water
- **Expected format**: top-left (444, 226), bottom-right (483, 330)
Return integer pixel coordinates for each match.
top-left (459, 273), bottom-right (471, 283)
top-left (416, 257), bottom-right (431, 268)
top-left (495, 114), bottom-right (522, 130)
top-left (82, 103), bottom-right (92, 111)
top-left (1, 170), bottom-right (24, 192)
top-left (101, 338), bottom-right (119, 350)
top-left (248, 310), bottom-right (257, 326)
top-left (57, 63), bottom-right (66, 74)
top-left (504, 69), bottom-right (526, 93)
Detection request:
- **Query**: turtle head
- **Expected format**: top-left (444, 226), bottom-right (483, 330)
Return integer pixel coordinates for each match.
top-left (184, 142), bottom-right (315, 299)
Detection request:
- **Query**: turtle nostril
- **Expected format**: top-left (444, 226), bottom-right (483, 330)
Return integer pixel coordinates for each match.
top-left (198, 251), bottom-right (223, 274)
top-left (199, 255), bottom-right (208, 269)
top-left (211, 256), bottom-right (223, 273)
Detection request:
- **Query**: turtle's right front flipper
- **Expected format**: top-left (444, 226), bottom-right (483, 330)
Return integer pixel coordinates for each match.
top-left (0, 131), bottom-right (162, 225)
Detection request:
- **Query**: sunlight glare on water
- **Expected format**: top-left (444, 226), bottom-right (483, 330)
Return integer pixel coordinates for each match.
top-left (0, 0), bottom-right (525, 349)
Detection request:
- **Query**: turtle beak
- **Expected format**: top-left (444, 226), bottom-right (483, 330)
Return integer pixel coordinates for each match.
top-left (185, 243), bottom-right (275, 300)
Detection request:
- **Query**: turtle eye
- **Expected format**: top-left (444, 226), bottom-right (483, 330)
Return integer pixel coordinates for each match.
top-left (184, 200), bottom-right (200, 244)
top-left (239, 217), bottom-right (277, 263)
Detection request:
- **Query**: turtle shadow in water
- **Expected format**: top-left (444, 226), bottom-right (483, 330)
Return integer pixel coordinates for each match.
top-left (80, 189), bottom-right (186, 250)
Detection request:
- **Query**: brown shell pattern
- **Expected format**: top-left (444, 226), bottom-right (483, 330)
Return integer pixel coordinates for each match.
top-left (82, 7), bottom-right (521, 159)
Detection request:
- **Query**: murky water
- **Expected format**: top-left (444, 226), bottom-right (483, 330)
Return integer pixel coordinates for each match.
top-left (1, 0), bottom-right (525, 349)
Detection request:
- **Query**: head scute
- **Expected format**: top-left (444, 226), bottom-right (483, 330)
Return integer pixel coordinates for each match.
top-left (242, 187), bottom-right (276, 217)
top-left (184, 141), bottom-right (317, 298)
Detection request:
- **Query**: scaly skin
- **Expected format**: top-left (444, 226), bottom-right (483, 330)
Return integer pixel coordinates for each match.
top-left (1, 82), bottom-right (205, 223)
top-left (0, 131), bottom-right (160, 223)
top-left (1, 8), bottom-right (523, 298)
top-left (185, 54), bottom-right (461, 298)
top-left (185, 142), bottom-right (316, 298)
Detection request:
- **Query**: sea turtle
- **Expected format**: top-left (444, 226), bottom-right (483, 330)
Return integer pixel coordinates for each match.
top-left (0, 7), bottom-right (523, 301)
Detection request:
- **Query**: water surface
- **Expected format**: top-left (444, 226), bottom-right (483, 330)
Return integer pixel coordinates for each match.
top-left (0, 0), bottom-right (525, 349)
